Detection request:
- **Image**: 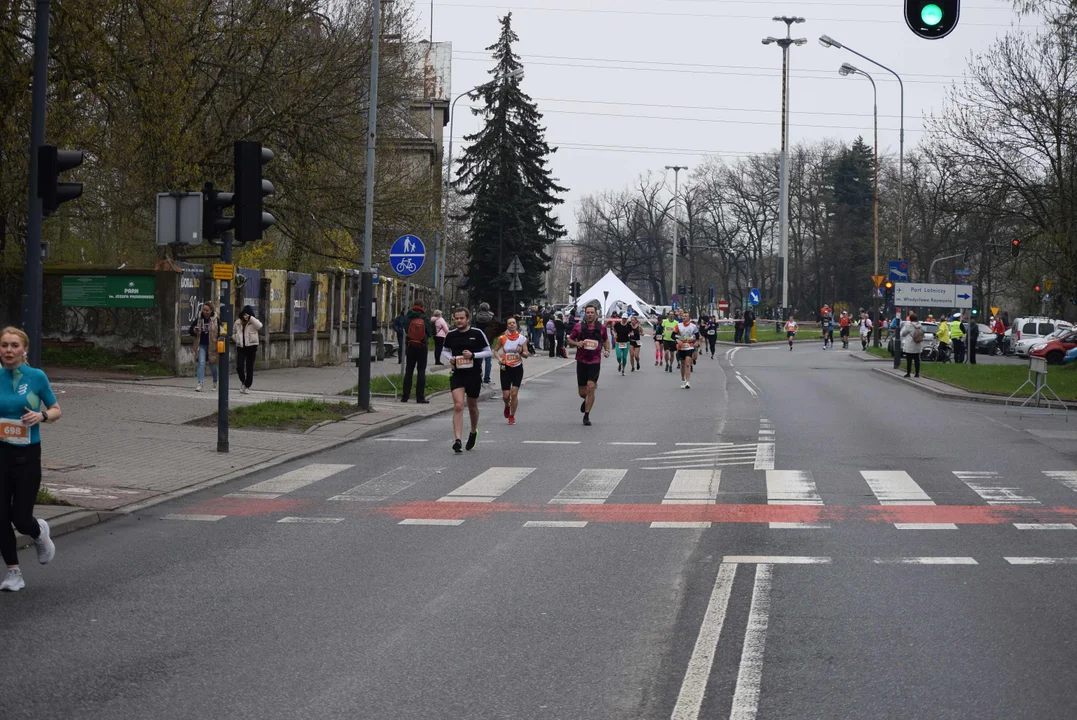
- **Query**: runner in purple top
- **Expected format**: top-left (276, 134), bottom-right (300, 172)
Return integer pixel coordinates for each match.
top-left (567, 303), bottom-right (610, 426)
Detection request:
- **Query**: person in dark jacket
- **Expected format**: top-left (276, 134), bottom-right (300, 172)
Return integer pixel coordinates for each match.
top-left (401, 303), bottom-right (434, 403)
top-left (393, 311), bottom-right (407, 365)
top-left (555, 312), bottom-right (567, 358)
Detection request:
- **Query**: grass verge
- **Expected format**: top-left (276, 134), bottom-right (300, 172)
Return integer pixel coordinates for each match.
top-left (342, 373), bottom-right (452, 396)
top-left (187, 399), bottom-right (358, 432)
top-left (713, 326), bottom-right (824, 342)
top-left (42, 345), bottom-right (171, 376)
top-left (915, 362), bottom-right (1077, 400)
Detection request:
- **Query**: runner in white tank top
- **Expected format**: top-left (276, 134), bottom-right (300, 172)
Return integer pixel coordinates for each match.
top-left (494, 317), bottom-right (530, 425)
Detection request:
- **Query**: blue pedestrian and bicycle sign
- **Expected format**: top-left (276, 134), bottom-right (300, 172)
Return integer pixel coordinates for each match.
top-left (389, 234), bottom-right (425, 277)
top-left (748, 288), bottom-right (761, 306)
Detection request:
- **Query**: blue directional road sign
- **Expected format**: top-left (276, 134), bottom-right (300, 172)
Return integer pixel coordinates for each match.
top-left (888, 260), bottom-right (909, 282)
top-left (389, 234), bottom-right (425, 277)
top-left (748, 288), bottom-right (761, 306)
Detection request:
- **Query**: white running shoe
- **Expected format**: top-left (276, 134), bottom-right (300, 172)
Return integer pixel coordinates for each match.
top-left (680, 381), bottom-right (687, 389)
top-left (0, 568), bottom-right (24, 592)
top-left (34, 518), bottom-right (55, 565)
top-left (196, 383), bottom-right (203, 392)
top-left (685, 381), bottom-right (691, 389)
top-left (213, 381), bottom-right (219, 391)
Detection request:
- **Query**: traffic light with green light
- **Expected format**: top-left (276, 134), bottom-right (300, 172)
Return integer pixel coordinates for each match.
top-left (905, 1), bottom-right (960, 39)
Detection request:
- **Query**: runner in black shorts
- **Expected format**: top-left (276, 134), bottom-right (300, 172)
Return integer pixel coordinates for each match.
top-left (494, 317), bottom-right (529, 425)
top-left (441, 307), bottom-right (492, 452)
top-left (628, 316), bottom-right (642, 371)
top-left (568, 303), bottom-right (610, 426)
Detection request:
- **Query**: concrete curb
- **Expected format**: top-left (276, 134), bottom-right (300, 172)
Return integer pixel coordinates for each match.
top-left (870, 365), bottom-right (1077, 409)
top-left (39, 357), bottom-right (577, 543)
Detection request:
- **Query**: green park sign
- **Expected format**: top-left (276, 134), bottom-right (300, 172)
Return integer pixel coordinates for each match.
top-left (61, 275), bottom-right (156, 308)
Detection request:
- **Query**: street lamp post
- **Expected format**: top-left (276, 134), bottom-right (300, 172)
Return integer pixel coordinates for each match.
top-left (665, 165), bottom-right (687, 306)
top-left (440, 68), bottom-right (524, 309)
top-left (820, 34), bottom-right (905, 262)
top-left (763, 17), bottom-right (806, 321)
top-left (838, 62), bottom-right (882, 348)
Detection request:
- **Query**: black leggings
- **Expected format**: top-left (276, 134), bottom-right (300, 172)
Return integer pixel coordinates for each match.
top-left (706, 335), bottom-right (717, 354)
top-left (905, 352), bottom-right (921, 375)
top-left (0, 442), bottom-right (42, 566)
top-left (237, 345), bottom-right (257, 389)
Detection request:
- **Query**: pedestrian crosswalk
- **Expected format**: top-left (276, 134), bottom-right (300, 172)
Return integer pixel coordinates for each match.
top-left (169, 461), bottom-right (1077, 532)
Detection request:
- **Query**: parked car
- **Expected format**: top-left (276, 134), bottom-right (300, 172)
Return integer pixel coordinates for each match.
top-left (1030, 329), bottom-right (1077, 365)
top-left (977, 326), bottom-right (1014, 356)
top-left (1065, 346), bottom-right (1077, 365)
top-left (1012, 317), bottom-right (1074, 357)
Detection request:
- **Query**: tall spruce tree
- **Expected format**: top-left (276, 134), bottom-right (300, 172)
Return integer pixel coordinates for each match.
top-left (827, 137), bottom-right (874, 305)
top-left (453, 13), bottom-right (568, 315)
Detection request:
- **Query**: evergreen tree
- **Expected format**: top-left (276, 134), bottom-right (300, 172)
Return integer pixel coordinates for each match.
top-left (453, 13), bottom-right (568, 315)
top-left (827, 137), bottom-right (874, 305)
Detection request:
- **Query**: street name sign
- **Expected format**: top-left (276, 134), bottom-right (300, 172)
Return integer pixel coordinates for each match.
top-left (894, 282), bottom-right (973, 309)
top-left (389, 234), bottom-right (425, 277)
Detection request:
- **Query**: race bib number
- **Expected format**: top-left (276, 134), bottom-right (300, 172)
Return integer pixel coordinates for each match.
top-left (617, 343), bottom-right (628, 350)
top-left (582, 339), bottom-right (599, 351)
top-left (504, 353), bottom-right (521, 367)
top-left (454, 357), bottom-right (473, 369)
top-left (679, 341), bottom-right (695, 351)
top-left (0, 419), bottom-right (29, 446)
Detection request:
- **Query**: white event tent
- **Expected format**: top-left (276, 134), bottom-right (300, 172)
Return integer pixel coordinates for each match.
top-left (575, 271), bottom-right (660, 319)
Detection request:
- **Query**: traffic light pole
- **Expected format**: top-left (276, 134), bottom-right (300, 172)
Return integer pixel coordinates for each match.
top-left (22, 0), bottom-right (50, 367)
top-left (357, 0), bottom-right (381, 412)
top-left (218, 232), bottom-right (233, 453)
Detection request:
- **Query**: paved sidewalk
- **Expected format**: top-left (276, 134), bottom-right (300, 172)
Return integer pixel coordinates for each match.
top-left (26, 352), bottom-right (574, 547)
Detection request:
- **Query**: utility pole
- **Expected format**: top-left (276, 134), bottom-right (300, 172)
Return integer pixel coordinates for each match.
top-left (357, 0), bottom-right (381, 411)
top-left (665, 165), bottom-right (687, 306)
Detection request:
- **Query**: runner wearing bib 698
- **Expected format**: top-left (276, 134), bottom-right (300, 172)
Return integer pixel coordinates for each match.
top-left (675, 315), bottom-right (701, 389)
top-left (494, 317), bottom-right (529, 425)
top-left (568, 303), bottom-right (610, 426)
top-left (0, 327), bottom-right (60, 592)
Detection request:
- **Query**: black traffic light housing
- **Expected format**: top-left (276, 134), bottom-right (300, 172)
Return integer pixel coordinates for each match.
top-left (1011, 239), bottom-right (1021, 257)
top-left (570, 281), bottom-right (582, 297)
top-left (38, 144), bottom-right (84, 217)
top-left (905, 1), bottom-right (960, 39)
top-left (234, 140), bottom-right (276, 244)
top-left (202, 182), bottom-right (235, 242)
top-left (678, 237), bottom-right (688, 257)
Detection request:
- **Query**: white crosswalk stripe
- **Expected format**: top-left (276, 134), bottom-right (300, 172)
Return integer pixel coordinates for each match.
top-left (438, 467), bottom-right (536, 503)
top-left (235, 464), bottom-right (353, 499)
top-left (550, 469), bottom-right (628, 504)
top-left (954, 471), bottom-right (1041, 505)
top-left (331, 466), bottom-right (443, 502)
top-left (662, 470), bottom-right (722, 504)
top-left (1044, 470), bottom-right (1077, 493)
top-left (861, 470), bottom-right (935, 505)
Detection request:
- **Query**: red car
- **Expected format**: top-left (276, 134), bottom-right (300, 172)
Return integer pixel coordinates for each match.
top-left (1030, 330), bottom-right (1077, 365)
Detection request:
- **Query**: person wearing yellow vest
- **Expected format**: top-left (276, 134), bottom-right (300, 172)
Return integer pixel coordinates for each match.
top-left (936, 315), bottom-right (952, 362)
top-left (949, 314), bottom-right (966, 363)
top-left (493, 317), bottom-right (530, 426)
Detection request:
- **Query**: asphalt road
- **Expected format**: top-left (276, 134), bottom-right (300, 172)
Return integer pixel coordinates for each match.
top-left (3, 340), bottom-right (1077, 719)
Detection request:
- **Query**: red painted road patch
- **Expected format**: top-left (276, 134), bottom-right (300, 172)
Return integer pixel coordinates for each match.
top-left (182, 497), bottom-right (310, 517)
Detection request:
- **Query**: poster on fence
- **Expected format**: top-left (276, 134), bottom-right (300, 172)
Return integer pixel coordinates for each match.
top-left (291, 272), bottom-right (310, 333)
top-left (263, 269), bottom-right (288, 333)
top-left (315, 273), bottom-right (329, 332)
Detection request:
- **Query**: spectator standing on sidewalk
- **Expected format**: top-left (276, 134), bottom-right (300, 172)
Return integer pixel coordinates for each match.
top-left (964, 313), bottom-right (979, 365)
top-left (474, 302), bottom-right (496, 384)
top-left (432, 310), bottom-right (450, 366)
top-left (555, 312), bottom-right (568, 358)
top-left (546, 316), bottom-right (557, 357)
top-left (189, 302), bottom-right (220, 392)
top-left (401, 303), bottom-right (434, 404)
top-left (900, 312), bottom-right (924, 378)
top-left (0, 327), bottom-right (59, 592)
top-left (393, 310), bottom-right (407, 365)
top-left (233, 305), bottom-right (262, 394)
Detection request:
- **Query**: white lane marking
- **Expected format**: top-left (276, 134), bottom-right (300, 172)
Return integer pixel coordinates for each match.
top-left (163, 514), bottom-right (225, 522)
top-left (398, 519), bottom-right (465, 526)
top-left (735, 374), bottom-right (758, 398)
top-left (522, 440), bottom-right (580, 445)
top-left (437, 467), bottom-right (536, 503)
top-left (224, 492), bottom-right (281, 500)
top-left (729, 563), bottom-right (773, 720)
top-left (523, 520), bottom-right (588, 528)
top-left (670, 563), bottom-right (738, 720)
top-left (861, 470), bottom-right (935, 505)
top-left (954, 471), bottom-right (1041, 505)
top-left (663, 470), bottom-right (721, 504)
top-left (1006, 557), bottom-right (1077, 565)
top-left (873, 557), bottom-right (978, 565)
top-left (240, 464), bottom-right (354, 497)
top-left (723, 556), bottom-right (830, 564)
top-left (608, 442), bottom-right (657, 446)
top-left (549, 469), bottom-right (628, 504)
top-left (766, 470), bottom-right (822, 505)
top-left (331, 466), bottom-right (444, 502)
top-left (374, 437), bottom-right (430, 442)
top-left (641, 462), bottom-right (755, 471)
top-left (1014, 523), bottom-right (1077, 530)
top-left (651, 521), bottom-right (712, 529)
top-left (744, 376), bottom-right (763, 394)
top-left (1044, 470), bottom-right (1077, 493)
top-left (894, 523), bottom-right (959, 530)
top-left (277, 517), bottom-right (345, 524)
top-left (753, 443), bottom-right (775, 471)
top-left (769, 522), bottom-right (830, 529)
top-left (757, 430), bottom-right (775, 436)
top-left (676, 442), bottom-right (736, 447)
top-left (729, 347), bottom-right (741, 365)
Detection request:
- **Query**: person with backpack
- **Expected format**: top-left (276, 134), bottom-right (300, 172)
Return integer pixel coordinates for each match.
top-left (900, 312), bottom-right (925, 378)
top-left (400, 303), bottom-right (434, 404)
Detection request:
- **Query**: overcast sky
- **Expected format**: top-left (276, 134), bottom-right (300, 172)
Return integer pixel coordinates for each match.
top-left (417, 0), bottom-right (1043, 236)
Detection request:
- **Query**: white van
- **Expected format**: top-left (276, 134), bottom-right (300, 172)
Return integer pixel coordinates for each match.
top-left (1013, 316), bottom-right (1074, 357)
